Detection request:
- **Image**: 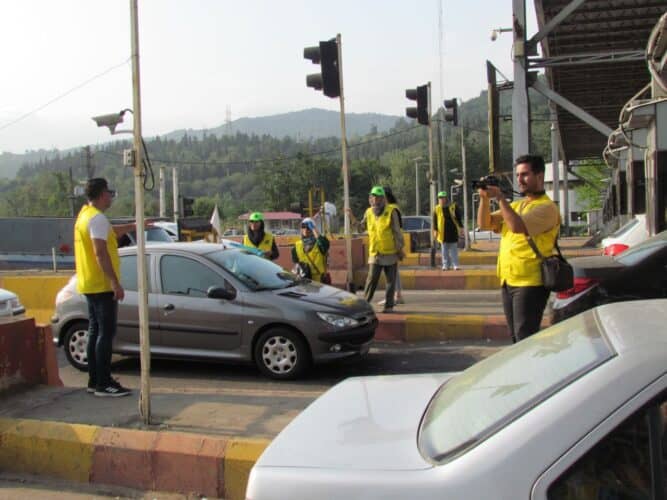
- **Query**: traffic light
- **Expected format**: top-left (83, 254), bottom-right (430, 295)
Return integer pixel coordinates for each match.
top-left (304, 39), bottom-right (340, 98)
top-left (181, 196), bottom-right (195, 217)
top-left (405, 85), bottom-right (429, 125)
top-left (444, 98), bottom-right (458, 126)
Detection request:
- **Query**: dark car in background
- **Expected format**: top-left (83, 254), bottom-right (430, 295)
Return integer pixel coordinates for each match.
top-left (402, 215), bottom-right (432, 251)
top-left (51, 243), bottom-right (377, 379)
top-left (550, 230), bottom-right (667, 324)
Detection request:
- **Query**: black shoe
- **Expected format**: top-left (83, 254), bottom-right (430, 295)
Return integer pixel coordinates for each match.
top-left (94, 383), bottom-right (131, 398)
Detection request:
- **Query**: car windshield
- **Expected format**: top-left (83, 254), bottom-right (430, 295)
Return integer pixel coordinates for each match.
top-left (614, 230), bottom-right (667, 267)
top-left (418, 311), bottom-right (614, 463)
top-left (205, 248), bottom-right (300, 291)
top-left (608, 217), bottom-right (639, 238)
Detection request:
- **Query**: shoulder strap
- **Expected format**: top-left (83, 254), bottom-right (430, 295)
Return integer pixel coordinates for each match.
top-left (525, 233), bottom-right (564, 260)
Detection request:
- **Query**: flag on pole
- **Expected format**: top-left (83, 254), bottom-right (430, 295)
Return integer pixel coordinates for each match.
top-left (210, 204), bottom-right (222, 240)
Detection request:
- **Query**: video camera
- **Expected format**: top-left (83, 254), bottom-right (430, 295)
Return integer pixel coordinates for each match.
top-left (471, 175), bottom-right (500, 190)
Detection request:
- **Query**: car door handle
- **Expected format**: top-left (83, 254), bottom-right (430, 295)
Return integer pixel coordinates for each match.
top-left (163, 303), bottom-right (175, 311)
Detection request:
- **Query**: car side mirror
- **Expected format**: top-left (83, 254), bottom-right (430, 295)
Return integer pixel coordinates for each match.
top-left (207, 286), bottom-right (236, 300)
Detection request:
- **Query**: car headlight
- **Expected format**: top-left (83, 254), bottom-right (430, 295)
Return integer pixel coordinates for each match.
top-left (316, 312), bottom-right (359, 328)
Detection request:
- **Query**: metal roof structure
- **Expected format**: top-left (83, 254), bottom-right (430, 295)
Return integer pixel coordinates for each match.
top-left (533, 0), bottom-right (665, 161)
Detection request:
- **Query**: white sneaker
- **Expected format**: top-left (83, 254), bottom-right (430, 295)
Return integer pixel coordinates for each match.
top-left (377, 299), bottom-right (386, 306)
top-left (454, 266), bottom-right (460, 270)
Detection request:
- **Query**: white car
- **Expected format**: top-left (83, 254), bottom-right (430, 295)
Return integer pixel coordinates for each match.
top-left (151, 221), bottom-right (179, 241)
top-left (601, 214), bottom-right (648, 256)
top-left (0, 288), bottom-right (25, 317)
top-left (247, 299), bottom-right (667, 499)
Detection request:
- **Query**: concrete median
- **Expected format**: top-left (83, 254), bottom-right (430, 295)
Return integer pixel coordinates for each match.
top-left (0, 417), bottom-right (269, 499)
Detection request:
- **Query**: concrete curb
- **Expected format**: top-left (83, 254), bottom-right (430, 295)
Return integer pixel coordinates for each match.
top-left (0, 417), bottom-right (269, 499)
top-left (375, 313), bottom-right (513, 342)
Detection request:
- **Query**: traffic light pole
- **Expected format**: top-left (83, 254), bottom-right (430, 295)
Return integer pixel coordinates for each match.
top-left (461, 127), bottom-right (470, 250)
top-left (336, 34), bottom-right (353, 291)
top-left (129, 0), bottom-right (151, 424)
top-left (427, 82), bottom-right (436, 250)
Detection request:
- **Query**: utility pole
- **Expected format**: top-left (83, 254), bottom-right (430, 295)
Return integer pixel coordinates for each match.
top-left (413, 157), bottom-right (422, 215)
top-left (461, 128), bottom-right (470, 250)
top-left (68, 167), bottom-right (75, 216)
top-left (159, 165), bottom-right (166, 218)
top-left (427, 82), bottom-right (436, 249)
top-left (84, 145), bottom-right (94, 179)
top-left (129, 0), bottom-right (151, 424)
top-left (172, 167), bottom-right (180, 223)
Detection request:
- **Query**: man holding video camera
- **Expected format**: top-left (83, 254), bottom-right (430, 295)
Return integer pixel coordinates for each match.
top-left (476, 155), bottom-right (560, 343)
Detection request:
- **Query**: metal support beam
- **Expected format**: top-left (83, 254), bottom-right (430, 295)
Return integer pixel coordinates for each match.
top-left (528, 0), bottom-right (587, 48)
top-left (512, 0), bottom-right (531, 177)
top-left (532, 79), bottom-right (613, 137)
top-left (530, 50), bottom-right (644, 68)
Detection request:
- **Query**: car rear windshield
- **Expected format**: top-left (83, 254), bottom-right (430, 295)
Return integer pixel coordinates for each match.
top-left (418, 311), bottom-right (614, 463)
top-left (614, 230), bottom-right (667, 267)
top-left (608, 217), bottom-right (639, 238)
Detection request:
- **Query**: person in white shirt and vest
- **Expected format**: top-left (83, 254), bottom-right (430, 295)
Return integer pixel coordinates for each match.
top-left (291, 217), bottom-right (330, 283)
top-left (476, 155), bottom-right (560, 343)
top-left (74, 178), bottom-right (140, 397)
top-left (359, 186), bottom-right (405, 313)
top-left (432, 191), bottom-right (463, 270)
top-left (243, 211), bottom-right (279, 260)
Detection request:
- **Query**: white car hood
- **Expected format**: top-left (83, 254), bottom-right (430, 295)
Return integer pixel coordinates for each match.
top-left (256, 372), bottom-right (456, 471)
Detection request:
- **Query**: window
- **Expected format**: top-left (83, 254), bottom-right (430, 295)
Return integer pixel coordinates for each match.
top-left (548, 397), bottom-right (666, 499)
top-left (418, 312), bottom-right (615, 463)
top-left (160, 255), bottom-right (227, 297)
top-left (120, 255), bottom-right (138, 291)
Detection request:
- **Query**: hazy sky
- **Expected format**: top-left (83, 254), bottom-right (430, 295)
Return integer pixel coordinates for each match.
top-left (0, 0), bottom-right (537, 154)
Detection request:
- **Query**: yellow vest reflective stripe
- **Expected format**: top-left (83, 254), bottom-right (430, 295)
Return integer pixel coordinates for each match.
top-left (295, 240), bottom-right (327, 282)
top-left (366, 206), bottom-right (397, 256)
top-left (74, 205), bottom-right (120, 294)
top-left (243, 233), bottom-right (274, 254)
top-left (497, 195), bottom-right (560, 287)
top-left (434, 203), bottom-right (461, 242)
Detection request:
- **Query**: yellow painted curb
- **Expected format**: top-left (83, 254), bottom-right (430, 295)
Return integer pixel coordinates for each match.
top-left (0, 418), bottom-right (98, 482)
top-left (224, 438), bottom-right (270, 500)
top-left (463, 270), bottom-right (500, 290)
top-left (405, 314), bottom-right (486, 341)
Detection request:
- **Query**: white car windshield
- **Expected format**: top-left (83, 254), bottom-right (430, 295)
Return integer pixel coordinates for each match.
top-left (205, 249), bottom-right (300, 291)
top-left (418, 311), bottom-right (614, 463)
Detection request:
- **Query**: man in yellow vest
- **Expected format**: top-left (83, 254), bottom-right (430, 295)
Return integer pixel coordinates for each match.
top-left (360, 186), bottom-right (405, 313)
top-left (476, 155), bottom-right (560, 343)
top-left (74, 178), bottom-right (138, 397)
top-left (432, 191), bottom-right (463, 270)
top-left (243, 212), bottom-right (279, 260)
top-left (291, 217), bottom-right (330, 282)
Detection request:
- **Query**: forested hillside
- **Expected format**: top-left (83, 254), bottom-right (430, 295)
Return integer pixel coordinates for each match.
top-left (0, 88), bottom-right (555, 226)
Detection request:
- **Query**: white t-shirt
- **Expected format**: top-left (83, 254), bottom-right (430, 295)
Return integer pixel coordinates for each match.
top-left (88, 213), bottom-right (111, 241)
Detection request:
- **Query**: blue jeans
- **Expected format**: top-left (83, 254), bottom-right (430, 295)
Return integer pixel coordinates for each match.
top-left (85, 292), bottom-right (118, 389)
top-left (440, 241), bottom-right (459, 269)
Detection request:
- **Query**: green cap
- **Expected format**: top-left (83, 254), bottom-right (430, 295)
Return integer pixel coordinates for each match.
top-left (369, 186), bottom-right (385, 197)
top-left (437, 191), bottom-right (448, 198)
top-left (248, 212), bottom-right (263, 222)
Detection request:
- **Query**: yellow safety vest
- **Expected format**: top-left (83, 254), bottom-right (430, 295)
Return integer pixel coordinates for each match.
top-left (434, 203), bottom-right (461, 242)
top-left (365, 205), bottom-right (397, 256)
top-left (295, 240), bottom-right (327, 282)
top-left (243, 232), bottom-right (275, 255)
top-left (497, 195), bottom-right (560, 287)
top-left (74, 205), bottom-right (120, 294)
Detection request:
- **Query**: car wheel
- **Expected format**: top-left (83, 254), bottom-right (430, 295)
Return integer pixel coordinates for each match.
top-left (254, 328), bottom-right (310, 380)
top-left (63, 321), bottom-right (90, 371)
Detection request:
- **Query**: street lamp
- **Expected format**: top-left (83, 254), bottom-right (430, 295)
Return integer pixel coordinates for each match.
top-left (413, 156), bottom-right (423, 215)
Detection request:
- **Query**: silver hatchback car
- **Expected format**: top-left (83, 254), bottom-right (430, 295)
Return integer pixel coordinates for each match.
top-left (51, 243), bottom-right (377, 379)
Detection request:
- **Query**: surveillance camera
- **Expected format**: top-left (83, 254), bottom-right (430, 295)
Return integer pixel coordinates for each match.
top-left (490, 30), bottom-right (498, 42)
top-left (91, 112), bottom-right (125, 132)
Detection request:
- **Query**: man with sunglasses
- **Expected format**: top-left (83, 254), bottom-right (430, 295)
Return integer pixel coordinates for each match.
top-left (74, 177), bottom-right (139, 397)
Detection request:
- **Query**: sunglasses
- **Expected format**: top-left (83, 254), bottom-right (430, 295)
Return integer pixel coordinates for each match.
top-left (105, 189), bottom-right (117, 198)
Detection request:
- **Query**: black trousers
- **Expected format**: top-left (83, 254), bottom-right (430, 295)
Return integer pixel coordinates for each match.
top-left (501, 283), bottom-right (550, 343)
